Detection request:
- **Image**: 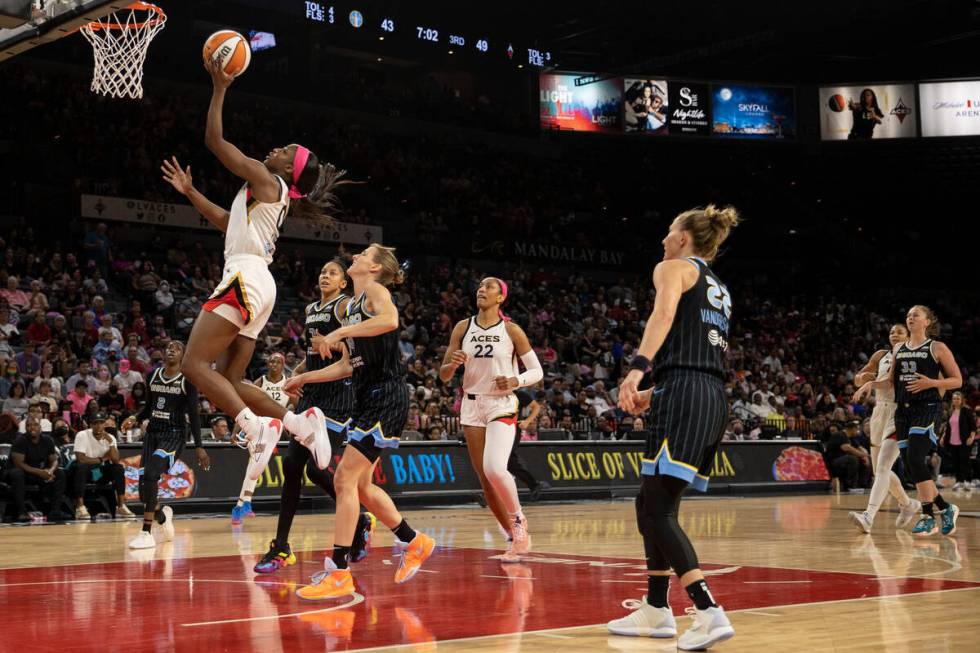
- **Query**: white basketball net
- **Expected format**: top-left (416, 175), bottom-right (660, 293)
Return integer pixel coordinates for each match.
top-left (80, 3), bottom-right (167, 100)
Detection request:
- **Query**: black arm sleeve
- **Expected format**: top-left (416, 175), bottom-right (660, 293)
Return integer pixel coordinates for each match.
top-left (136, 395), bottom-right (152, 422)
top-left (186, 381), bottom-right (202, 447)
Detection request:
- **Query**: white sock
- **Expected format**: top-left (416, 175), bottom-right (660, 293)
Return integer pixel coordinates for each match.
top-left (283, 410), bottom-right (312, 437)
top-left (235, 407), bottom-right (260, 441)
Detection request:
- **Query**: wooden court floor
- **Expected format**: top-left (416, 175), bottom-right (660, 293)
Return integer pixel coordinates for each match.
top-left (1, 490), bottom-right (978, 652)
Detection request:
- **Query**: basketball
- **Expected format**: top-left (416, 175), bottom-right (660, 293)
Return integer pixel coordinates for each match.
top-left (828, 93), bottom-right (846, 112)
top-left (202, 30), bottom-right (251, 76)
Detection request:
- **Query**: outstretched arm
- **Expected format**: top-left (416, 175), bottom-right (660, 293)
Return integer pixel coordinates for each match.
top-left (203, 60), bottom-right (280, 202)
top-left (161, 156), bottom-right (229, 233)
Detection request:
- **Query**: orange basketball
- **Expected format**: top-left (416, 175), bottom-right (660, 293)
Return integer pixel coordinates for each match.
top-left (202, 30), bottom-right (251, 77)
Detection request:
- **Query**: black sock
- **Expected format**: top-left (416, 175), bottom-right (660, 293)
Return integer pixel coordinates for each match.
top-left (393, 518), bottom-right (416, 543)
top-left (646, 575), bottom-right (670, 608)
top-left (922, 501), bottom-right (934, 517)
top-left (142, 520), bottom-right (153, 533)
top-left (934, 494), bottom-right (948, 511)
top-left (685, 579), bottom-right (718, 611)
top-left (332, 545), bottom-right (351, 570)
top-left (154, 508), bottom-right (166, 524)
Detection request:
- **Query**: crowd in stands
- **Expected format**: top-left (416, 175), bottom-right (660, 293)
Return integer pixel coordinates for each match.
top-left (2, 59), bottom-right (979, 521)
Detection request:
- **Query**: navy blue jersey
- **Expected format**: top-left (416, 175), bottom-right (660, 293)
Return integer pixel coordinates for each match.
top-left (343, 291), bottom-right (404, 387)
top-left (301, 294), bottom-right (354, 416)
top-left (141, 368), bottom-right (202, 446)
top-left (651, 257), bottom-right (732, 382)
top-left (894, 340), bottom-right (943, 405)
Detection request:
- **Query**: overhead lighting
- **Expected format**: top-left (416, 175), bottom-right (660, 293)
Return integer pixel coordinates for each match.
top-left (379, 36), bottom-right (384, 41)
top-left (377, 57), bottom-right (382, 62)
top-left (448, 50), bottom-right (454, 54)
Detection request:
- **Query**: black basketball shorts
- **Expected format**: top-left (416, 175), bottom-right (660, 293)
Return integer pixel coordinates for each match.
top-left (347, 379), bottom-right (410, 463)
top-left (894, 401), bottom-right (941, 449)
top-left (641, 371), bottom-right (728, 492)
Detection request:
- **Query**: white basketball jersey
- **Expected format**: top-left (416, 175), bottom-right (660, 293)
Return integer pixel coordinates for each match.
top-left (875, 351), bottom-right (895, 403)
top-left (461, 316), bottom-right (518, 395)
top-left (258, 374), bottom-right (289, 407)
top-left (224, 176), bottom-right (290, 265)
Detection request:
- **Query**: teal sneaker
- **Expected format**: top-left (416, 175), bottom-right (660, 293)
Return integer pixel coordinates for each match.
top-left (911, 515), bottom-right (938, 536)
top-left (939, 504), bottom-right (959, 536)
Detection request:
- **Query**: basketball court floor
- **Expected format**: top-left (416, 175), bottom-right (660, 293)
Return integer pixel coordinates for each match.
top-left (1, 491), bottom-right (977, 652)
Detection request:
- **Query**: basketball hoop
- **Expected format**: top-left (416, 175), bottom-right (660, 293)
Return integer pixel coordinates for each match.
top-left (80, 2), bottom-right (167, 100)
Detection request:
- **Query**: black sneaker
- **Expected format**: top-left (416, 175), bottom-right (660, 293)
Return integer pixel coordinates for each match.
top-left (350, 512), bottom-right (376, 563)
top-left (254, 540), bottom-right (296, 574)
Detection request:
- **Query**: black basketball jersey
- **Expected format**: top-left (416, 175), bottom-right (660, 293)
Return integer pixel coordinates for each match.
top-left (343, 290), bottom-right (404, 387)
top-left (302, 294), bottom-right (354, 413)
top-left (894, 340), bottom-right (942, 404)
top-left (143, 367), bottom-right (202, 444)
top-left (651, 257), bottom-right (731, 382)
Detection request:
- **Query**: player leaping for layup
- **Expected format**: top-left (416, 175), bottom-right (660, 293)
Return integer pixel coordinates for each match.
top-left (161, 59), bottom-right (350, 481)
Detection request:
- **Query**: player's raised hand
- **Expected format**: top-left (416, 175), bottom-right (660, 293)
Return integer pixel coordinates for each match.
top-left (161, 156), bottom-right (193, 195)
top-left (205, 57), bottom-right (234, 89)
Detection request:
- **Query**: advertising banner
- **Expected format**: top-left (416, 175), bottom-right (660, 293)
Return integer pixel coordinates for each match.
top-left (81, 195), bottom-right (382, 245)
top-left (117, 440), bottom-right (828, 502)
top-left (623, 78), bottom-right (669, 134)
top-left (668, 81), bottom-right (712, 136)
top-left (539, 73), bottom-right (622, 132)
top-left (819, 84), bottom-right (917, 140)
top-left (711, 84), bottom-right (795, 139)
top-left (919, 80), bottom-right (980, 137)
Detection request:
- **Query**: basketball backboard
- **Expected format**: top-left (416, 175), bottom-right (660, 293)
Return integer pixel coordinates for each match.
top-left (0, 0), bottom-right (121, 61)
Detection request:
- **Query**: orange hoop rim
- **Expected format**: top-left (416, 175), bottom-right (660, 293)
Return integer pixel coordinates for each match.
top-left (83, 2), bottom-right (166, 32)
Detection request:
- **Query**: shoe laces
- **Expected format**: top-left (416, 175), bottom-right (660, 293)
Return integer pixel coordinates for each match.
top-left (685, 607), bottom-right (707, 628)
top-left (232, 430), bottom-right (251, 451)
top-left (512, 517), bottom-right (526, 539)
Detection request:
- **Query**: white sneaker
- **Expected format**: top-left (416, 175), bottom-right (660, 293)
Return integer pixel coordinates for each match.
top-left (848, 511), bottom-right (872, 534)
top-left (160, 505), bottom-right (175, 542)
top-left (75, 505), bottom-right (91, 520)
top-left (607, 597), bottom-right (677, 638)
top-left (116, 504), bottom-right (135, 518)
top-left (511, 515), bottom-right (531, 555)
top-left (128, 530), bottom-right (157, 549)
top-left (246, 417), bottom-right (284, 481)
top-left (896, 499), bottom-right (921, 529)
top-left (677, 606), bottom-right (735, 651)
top-left (295, 407), bottom-right (332, 470)
top-left (952, 482), bottom-right (963, 491)
top-left (971, 479), bottom-right (980, 488)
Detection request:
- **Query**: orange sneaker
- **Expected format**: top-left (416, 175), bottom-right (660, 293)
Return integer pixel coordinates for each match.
top-left (296, 559), bottom-right (355, 600)
top-left (394, 532), bottom-right (435, 584)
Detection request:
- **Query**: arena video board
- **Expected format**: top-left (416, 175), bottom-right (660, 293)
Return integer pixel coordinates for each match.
top-left (539, 73), bottom-right (622, 132)
top-left (711, 84), bottom-right (795, 139)
top-left (919, 80), bottom-right (980, 137)
top-left (819, 84), bottom-right (917, 140)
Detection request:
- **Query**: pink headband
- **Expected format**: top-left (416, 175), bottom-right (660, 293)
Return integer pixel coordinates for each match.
top-left (491, 278), bottom-right (511, 322)
top-left (288, 145), bottom-right (311, 200)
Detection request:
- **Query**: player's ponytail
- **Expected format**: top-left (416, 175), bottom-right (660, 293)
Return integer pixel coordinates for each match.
top-left (370, 243), bottom-right (406, 287)
top-left (289, 146), bottom-right (356, 223)
top-left (676, 203), bottom-right (741, 261)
